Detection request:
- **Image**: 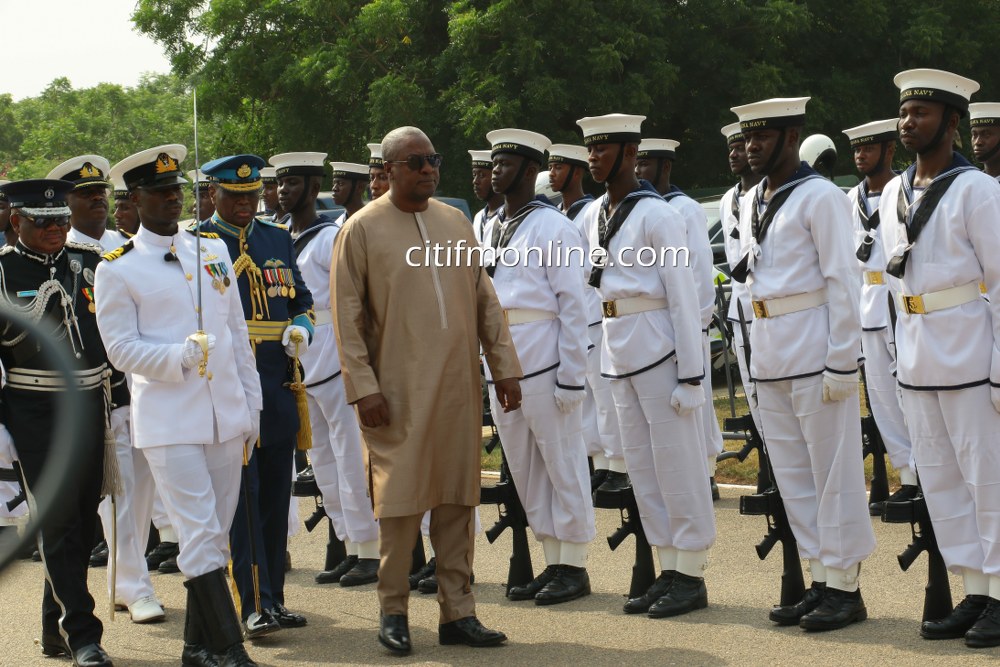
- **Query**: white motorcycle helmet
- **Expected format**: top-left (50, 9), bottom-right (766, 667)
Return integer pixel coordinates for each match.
top-left (800, 134), bottom-right (837, 178)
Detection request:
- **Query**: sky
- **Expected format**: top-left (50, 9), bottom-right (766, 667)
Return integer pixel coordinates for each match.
top-left (2, 0), bottom-right (173, 100)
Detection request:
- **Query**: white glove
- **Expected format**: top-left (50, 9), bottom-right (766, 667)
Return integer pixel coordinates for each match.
top-left (553, 387), bottom-right (585, 414)
top-left (991, 386), bottom-right (1000, 414)
top-left (671, 382), bottom-right (705, 417)
top-left (822, 370), bottom-right (859, 403)
top-left (282, 325), bottom-right (311, 357)
top-left (0, 424), bottom-right (16, 468)
top-left (110, 406), bottom-right (130, 437)
top-left (245, 409), bottom-right (261, 459)
top-left (182, 333), bottom-right (216, 370)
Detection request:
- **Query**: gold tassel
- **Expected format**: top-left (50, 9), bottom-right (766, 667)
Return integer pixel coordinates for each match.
top-left (289, 332), bottom-right (312, 451)
top-left (101, 375), bottom-right (123, 497)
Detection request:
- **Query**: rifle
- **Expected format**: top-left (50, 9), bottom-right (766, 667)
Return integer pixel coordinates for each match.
top-left (859, 366), bottom-right (889, 514)
top-left (739, 475), bottom-right (805, 607)
top-left (0, 466), bottom-right (25, 513)
top-left (480, 444), bottom-right (533, 595)
top-left (595, 484), bottom-right (655, 599)
top-left (881, 492), bottom-right (953, 622)
top-left (719, 413), bottom-right (771, 493)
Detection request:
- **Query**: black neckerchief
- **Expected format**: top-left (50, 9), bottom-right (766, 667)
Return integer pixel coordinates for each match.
top-left (730, 162), bottom-right (821, 284)
top-left (292, 213), bottom-right (338, 255)
top-left (588, 180), bottom-right (662, 288)
top-left (854, 180), bottom-right (881, 261)
top-left (486, 196), bottom-right (555, 278)
top-left (886, 152), bottom-right (976, 279)
top-left (729, 182), bottom-right (743, 240)
top-left (565, 194), bottom-right (595, 221)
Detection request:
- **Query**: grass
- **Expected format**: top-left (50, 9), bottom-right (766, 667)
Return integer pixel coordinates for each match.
top-left (481, 378), bottom-right (903, 492)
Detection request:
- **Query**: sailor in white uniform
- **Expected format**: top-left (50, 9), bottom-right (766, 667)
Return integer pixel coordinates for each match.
top-left (94, 144), bottom-right (262, 666)
top-left (718, 123), bottom-right (764, 433)
top-left (731, 97), bottom-right (874, 631)
top-left (470, 150), bottom-right (504, 247)
top-left (842, 119), bottom-right (918, 511)
top-left (970, 103), bottom-right (1000, 182)
top-left (484, 128), bottom-right (596, 606)
top-left (577, 114), bottom-right (714, 619)
top-left (881, 69), bottom-right (1000, 648)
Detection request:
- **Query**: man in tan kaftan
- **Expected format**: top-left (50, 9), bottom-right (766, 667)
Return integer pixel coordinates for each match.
top-left (333, 126), bottom-right (523, 654)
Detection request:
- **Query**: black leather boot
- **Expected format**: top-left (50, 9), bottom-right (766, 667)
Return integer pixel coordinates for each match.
top-left (187, 568), bottom-right (257, 666)
top-left (966, 598), bottom-right (1000, 648)
top-left (378, 614), bottom-right (411, 654)
top-left (624, 570), bottom-right (675, 614)
top-left (317, 554), bottom-right (357, 584)
top-left (408, 557), bottom-right (436, 590)
top-left (595, 471), bottom-right (631, 494)
top-left (799, 587), bottom-right (867, 631)
top-left (769, 581), bottom-right (827, 626)
top-left (647, 571), bottom-right (708, 618)
top-left (535, 565), bottom-right (591, 605)
top-left (920, 594), bottom-right (989, 640)
top-left (507, 564), bottom-right (558, 601)
top-left (339, 558), bottom-right (379, 587)
top-left (181, 585), bottom-right (219, 667)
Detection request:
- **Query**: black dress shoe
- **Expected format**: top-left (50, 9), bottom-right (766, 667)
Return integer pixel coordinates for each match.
top-left (870, 484), bottom-right (920, 515)
top-left (921, 594), bottom-right (989, 639)
top-left (966, 598), bottom-right (1000, 648)
top-left (439, 616), bottom-right (507, 647)
top-left (31, 548), bottom-right (42, 562)
top-left (408, 557), bottom-right (435, 590)
top-left (340, 557), bottom-right (379, 587)
top-left (648, 571), bottom-right (708, 618)
top-left (769, 582), bottom-right (826, 626)
top-left (590, 468), bottom-right (609, 492)
top-left (181, 642), bottom-right (219, 667)
top-left (507, 564), bottom-right (558, 601)
top-left (270, 603), bottom-right (307, 628)
top-left (72, 642), bottom-right (114, 667)
top-left (242, 609), bottom-right (281, 640)
top-left (417, 572), bottom-right (438, 594)
top-left (535, 565), bottom-right (591, 606)
top-left (89, 541), bottom-right (109, 568)
top-left (316, 554), bottom-right (358, 584)
top-left (624, 570), bottom-right (675, 614)
top-left (378, 614), bottom-right (411, 654)
top-left (146, 541), bottom-right (179, 570)
top-left (218, 642), bottom-right (257, 666)
top-left (799, 587), bottom-right (867, 631)
top-left (38, 633), bottom-right (67, 657)
top-left (710, 477), bottom-right (720, 501)
top-left (595, 471), bottom-right (631, 494)
top-left (159, 555), bottom-right (180, 574)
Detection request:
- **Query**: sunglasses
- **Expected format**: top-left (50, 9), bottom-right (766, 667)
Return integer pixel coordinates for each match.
top-left (18, 213), bottom-right (71, 229)
top-left (386, 153), bottom-right (443, 171)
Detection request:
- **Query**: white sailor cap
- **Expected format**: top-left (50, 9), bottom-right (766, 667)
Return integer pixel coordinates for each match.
top-left (487, 129), bottom-right (551, 164)
top-left (108, 162), bottom-right (129, 198)
top-left (576, 113), bottom-right (645, 146)
top-left (259, 167), bottom-right (277, 184)
top-left (842, 119), bottom-right (899, 147)
top-left (637, 139), bottom-right (679, 160)
top-left (367, 143), bottom-right (384, 168)
top-left (186, 169), bottom-right (214, 185)
top-left (969, 103), bottom-right (1000, 127)
top-left (269, 152), bottom-right (327, 178)
top-left (721, 122), bottom-right (743, 145)
top-left (329, 162), bottom-right (370, 180)
top-left (113, 144), bottom-right (188, 191)
top-left (46, 155), bottom-right (111, 190)
top-left (468, 150), bottom-right (493, 168)
top-left (731, 98), bottom-right (810, 132)
top-left (894, 69), bottom-right (979, 115)
top-left (547, 144), bottom-right (589, 167)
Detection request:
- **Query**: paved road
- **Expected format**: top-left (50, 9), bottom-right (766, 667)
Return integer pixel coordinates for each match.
top-left (1, 485), bottom-right (996, 666)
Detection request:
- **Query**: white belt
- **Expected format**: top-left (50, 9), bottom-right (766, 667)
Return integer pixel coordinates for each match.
top-left (752, 288), bottom-right (827, 319)
top-left (863, 271), bottom-right (884, 286)
top-left (313, 309), bottom-right (333, 326)
top-left (601, 297), bottom-right (667, 319)
top-left (503, 308), bottom-right (556, 326)
top-left (898, 281), bottom-right (984, 315)
top-left (6, 365), bottom-right (109, 392)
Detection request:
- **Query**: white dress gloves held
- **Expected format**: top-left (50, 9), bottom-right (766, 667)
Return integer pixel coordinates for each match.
top-left (671, 382), bottom-right (705, 417)
top-left (554, 387), bottom-right (585, 414)
top-left (182, 333), bottom-right (216, 370)
top-left (822, 370), bottom-right (858, 403)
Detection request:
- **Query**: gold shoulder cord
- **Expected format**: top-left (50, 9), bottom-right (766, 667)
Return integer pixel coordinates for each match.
top-left (231, 224), bottom-right (271, 322)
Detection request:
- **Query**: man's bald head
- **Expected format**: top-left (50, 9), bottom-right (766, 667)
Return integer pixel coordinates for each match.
top-left (382, 127), bottom-right (431, 161)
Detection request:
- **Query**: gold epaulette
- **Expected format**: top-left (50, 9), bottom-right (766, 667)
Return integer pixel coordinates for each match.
top-left (0, 246), bottom-right (13, 256)
top-left (183, 220), bottom-right (221, 238)
top-left (102, 239), bottom-right (135, 261)
top-left (66, 240), bottom-right (103, 255)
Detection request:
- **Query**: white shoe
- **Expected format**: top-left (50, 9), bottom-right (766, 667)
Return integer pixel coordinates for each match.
top-left (128, 594), bottom-right (166, 623)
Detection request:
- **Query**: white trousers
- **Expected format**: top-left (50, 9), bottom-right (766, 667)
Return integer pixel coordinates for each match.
top-left (611, 361), bottom-right (716, 551)
top-left (903, 386), bottom-right (1000, 576)
top-left (701, 335), bottom-right (723, 458)
top-left (142, 437), bottom-right (244, 578)
top-left (97, 418), bottom-right (156, 605)
top-left (861, 328), bottom-right (913, 473)
top-left (584, 325), bottom-right (623, 462)
top-left (732, 324), bottom-right (764, 434)
top-left (490, 370), bottom-right (596, 544)
top-left (756, 374), bottom-right (875, 570)
top-left (151, 490), bottom-right (171, 533)
top-left (305, 377), bottom-right (379, 545)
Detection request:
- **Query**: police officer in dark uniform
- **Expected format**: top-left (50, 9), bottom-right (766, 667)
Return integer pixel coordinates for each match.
top-left (199, 155), bottom-right (314, 638)
top-left (0, 179), bottom-right (128, 666)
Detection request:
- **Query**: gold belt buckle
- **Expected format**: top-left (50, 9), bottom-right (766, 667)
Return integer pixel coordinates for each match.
top-left (865, 271), bottom-right (884, 285)
top-left (751, 300), bottom-right (769, 319)
top-left (901, 294), bottom-right (925, 315)
top-left (602, 300), bottom-right (618, 318)
top-left (502, 309), bottom-right (510, 325)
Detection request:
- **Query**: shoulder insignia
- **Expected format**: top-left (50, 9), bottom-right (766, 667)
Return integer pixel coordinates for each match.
top-left (256, 216), bottom-right (288, 230)
top-left (65, 240), bottom-right (103, 255)
top-left (102, 239), bottom-right (135, 262)
top-left (0, 246), bottom-right (13, 256)
top-left (182, 220), bottom-right (221, 238)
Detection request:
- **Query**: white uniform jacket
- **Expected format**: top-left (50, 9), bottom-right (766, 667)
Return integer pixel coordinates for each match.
top-left (664, 190), bottom-right (716, 329)
top-left (720, 184), bottom-right (753, 326)
top-left (67, 227), bottom-right (129, 252)
top-left (295, 219), bottom-right (342, 386)
top-left (879, 163), bottom-right (1000, 389)
top-left (580, 194), bottom-right (704, 382)
top-left (847, 183), bottom-right (889, 331)
top-left (485, 203), bottom-right (588, 389)
top-left (738, 174), bottom-right (861, 381)
top-left (94, 225), bottom-right (263, 447)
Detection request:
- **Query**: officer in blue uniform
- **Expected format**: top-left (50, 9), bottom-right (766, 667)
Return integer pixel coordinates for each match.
top-left (199, 155), bottom-right (314, 638)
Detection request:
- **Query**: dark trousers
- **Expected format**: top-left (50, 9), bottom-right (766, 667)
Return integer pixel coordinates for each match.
top-left (229, 436), bottom-right (295, 618)
top-left (7, 391), bottom-right (104, 651)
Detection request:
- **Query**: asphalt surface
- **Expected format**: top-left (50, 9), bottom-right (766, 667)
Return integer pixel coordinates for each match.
top-left (1, 484), bottom-right (997, 666)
